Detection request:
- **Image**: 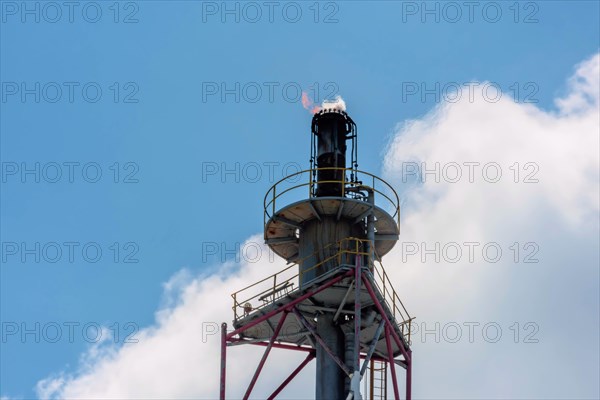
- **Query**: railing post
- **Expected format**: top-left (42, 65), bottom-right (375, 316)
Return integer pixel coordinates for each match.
top-left (309, 169), bottom-right (313, 197)
top-left (233, 294), bottom-right (237, 321)
top-left (342, 167), bottom-right (345, 197)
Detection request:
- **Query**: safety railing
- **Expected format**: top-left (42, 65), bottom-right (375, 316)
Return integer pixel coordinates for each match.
top-left (231, 237), bottom-right (413, 344)
top-left (371, 249), bottom-right (414, 346)
top-left (263, 168), bottom-right (400, 228)
top-left (231, 237), bottom-right (368, 322)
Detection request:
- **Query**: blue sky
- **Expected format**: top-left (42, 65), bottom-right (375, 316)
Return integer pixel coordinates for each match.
top-left (1, 1), bottom-right (599, 399)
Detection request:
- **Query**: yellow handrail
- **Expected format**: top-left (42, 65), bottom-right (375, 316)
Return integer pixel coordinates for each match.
top-left (231, 237), bottom-right (413, 344)
top-left (231, 238), bottom-right (369, 319)
top-left (263, 168), bottom-right (400, 229)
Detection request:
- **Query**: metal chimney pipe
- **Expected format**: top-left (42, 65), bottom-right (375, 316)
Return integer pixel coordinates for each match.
top-left (311, 110), bottom-right (353, 197)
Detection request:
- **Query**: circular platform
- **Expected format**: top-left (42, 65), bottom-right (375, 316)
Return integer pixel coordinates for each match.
top-left (264, 197), bottom-right (398, 262)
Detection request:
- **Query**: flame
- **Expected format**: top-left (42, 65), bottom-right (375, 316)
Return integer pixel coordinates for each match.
top-left (301, 92), bottom-right (322, 114)
top-left (301, 92), bottom-right (311, 109)
top-left (301, 92), bottom-right (347, 114)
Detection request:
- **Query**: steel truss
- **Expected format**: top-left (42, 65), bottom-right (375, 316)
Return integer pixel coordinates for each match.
top-left (220, 263), bottom-right (412, 400)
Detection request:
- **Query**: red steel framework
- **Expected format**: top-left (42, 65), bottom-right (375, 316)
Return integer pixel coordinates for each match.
top-left (219, 252), bottom-right (413, 399)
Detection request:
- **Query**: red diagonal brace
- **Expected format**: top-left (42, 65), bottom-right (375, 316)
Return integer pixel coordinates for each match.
top-left (229, 338), bottom-right (313, 353)
top-left (361, 275), bottom-right (411, 363)
top-left (385, 325), bottom-right (401, 400)
top-left (267, 352), bottom-right (315, 400)
top-left (354, 255), bottom-right (361, 373)
top-left (227, 271), bottom-right (351, 340)
top-left (406, 350), bottom-right (412, 400)
top-left (243, 312), bottom-right (288, 400)
top-left (291, 307), bottom-right (352, 376)
top-left (220, 323), bottom-right (227, 400)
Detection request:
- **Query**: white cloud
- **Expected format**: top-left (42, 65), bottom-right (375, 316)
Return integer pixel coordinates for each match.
top-left (33, 53), bottom-right (599, 399)
top-left (555, 53), bottom-right (599, 115)
top-left (35, 237), bottom-right (315, 399)
top-left (382, 52), bottom-right (599, 399)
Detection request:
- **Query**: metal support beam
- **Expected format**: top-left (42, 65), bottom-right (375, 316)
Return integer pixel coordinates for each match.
top-left (406, 351), bottom-right (412, 400)
top-left (299, 304), bottom-right (355, 315)
top-left (265, 237), bottom-right (298, 245)
top-left (353, 206), bottom-right (374, 224)
top-left (273, 215), bottom-right (302, 229)
top-left (395, 359), bottom-right (408, 369)
top-left (385, 326), bottom-right (401, 400)
top-left (361, 276), bottom-right (411, 363)
top-left (229, 338), bottom-right (313, 353)
top-left (286, 252), bottom-right (300, 263)
top-left (369, 359), bottom-right (375, 400)
top-left (291, 308), bottom-right (352, 377)
top-left (243, 312), bottom-right (288, 400)
top-left (220, 323), bottom-right (227, 400)
top-left (308, 201), bottom-right (322, 221)
top-left (336, 201), bottom-right (345, 221)
top-left (333, 280), bottom-right (355, 323)
top-left (303, 331), bottom-right (317, 348)
top-left (360, 319), bottom-right (386, 378)
top-left (267, 353), bottom-right (315, 400)
top-left (352, 256), bottom-right (362, 399)
top-left (227, 332), bottom-right (310, 346)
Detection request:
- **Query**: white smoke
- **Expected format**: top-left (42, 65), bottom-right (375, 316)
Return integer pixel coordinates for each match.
top-left (321, 95), bottom-right (347, 112)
